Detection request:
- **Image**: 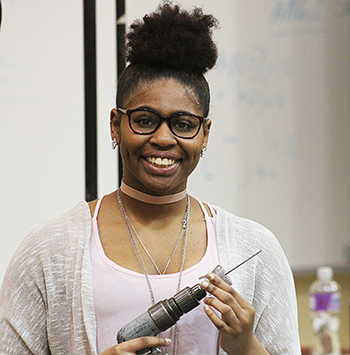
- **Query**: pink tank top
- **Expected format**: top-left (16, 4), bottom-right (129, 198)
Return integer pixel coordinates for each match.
top-left (90, 197), bottom-right (220, 354)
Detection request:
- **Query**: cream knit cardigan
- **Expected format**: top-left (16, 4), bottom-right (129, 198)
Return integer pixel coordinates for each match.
top-left (0, 201), bottom-right (301, 354)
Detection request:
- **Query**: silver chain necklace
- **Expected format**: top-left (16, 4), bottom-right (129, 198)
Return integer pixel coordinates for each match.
top-left (117, 190), bottom-right (190, 355)
top-left (124, 210), bottom-right (187, 275)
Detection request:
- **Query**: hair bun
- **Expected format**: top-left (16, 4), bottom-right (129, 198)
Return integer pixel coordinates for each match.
top-left (126, 2), bottom-right (218, 75)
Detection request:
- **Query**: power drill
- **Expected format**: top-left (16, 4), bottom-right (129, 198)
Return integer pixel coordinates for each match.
top-left (116, 251), bottom-right (261, 355)
top-left (116, 265), bottom-right (231, 355)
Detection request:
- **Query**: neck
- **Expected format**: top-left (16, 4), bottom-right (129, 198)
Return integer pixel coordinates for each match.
top-left (120, 181), bottom-right (187, 205)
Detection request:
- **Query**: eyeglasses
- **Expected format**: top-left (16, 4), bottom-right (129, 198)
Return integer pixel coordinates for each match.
top-left (117, 107), bottom-right (206, 139)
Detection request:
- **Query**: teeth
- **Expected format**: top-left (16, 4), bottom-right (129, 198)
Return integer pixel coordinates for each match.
top-left (147, 157), bottom-right (175, 168)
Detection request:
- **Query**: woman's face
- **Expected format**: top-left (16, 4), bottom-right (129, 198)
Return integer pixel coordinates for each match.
top-left (110, 77), bottom-right (211, 195)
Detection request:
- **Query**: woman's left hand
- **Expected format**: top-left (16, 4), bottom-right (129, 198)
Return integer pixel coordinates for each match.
top-left (200, 273), bottom-right (269, 355)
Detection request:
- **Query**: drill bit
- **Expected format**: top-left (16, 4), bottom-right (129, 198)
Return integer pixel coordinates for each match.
top-left (225, 250), bottom-right (262, 276)
top-left (199, 250), bottom-right (262, 281)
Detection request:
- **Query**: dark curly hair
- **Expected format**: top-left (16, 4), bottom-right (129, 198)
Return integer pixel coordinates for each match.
top-left (116, 1), bottom-right (218, 117)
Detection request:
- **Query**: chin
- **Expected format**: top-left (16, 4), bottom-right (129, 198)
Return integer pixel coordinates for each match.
top-left (144, 180), bottom-right (186, 196)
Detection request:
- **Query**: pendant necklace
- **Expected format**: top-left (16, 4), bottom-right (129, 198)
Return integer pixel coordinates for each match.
top-left (117, 189), bottom-right (190, 355)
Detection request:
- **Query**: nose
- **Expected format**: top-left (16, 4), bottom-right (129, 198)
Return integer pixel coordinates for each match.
top-left (149, 120), bottom-right (177, 148)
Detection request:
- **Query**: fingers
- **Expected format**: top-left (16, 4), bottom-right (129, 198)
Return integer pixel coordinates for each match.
top-left (99, 337), bottom-right (171, 355)
top-left (201, 273), bottom-right (252, 310)
top-left (200, 273), bottom-right (259, 355)
top-left (200, 273), bottom-right (255, 327)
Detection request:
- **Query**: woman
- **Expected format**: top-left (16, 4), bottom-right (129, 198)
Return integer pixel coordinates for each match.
top-left (0, 3), bottom-right (301, 355)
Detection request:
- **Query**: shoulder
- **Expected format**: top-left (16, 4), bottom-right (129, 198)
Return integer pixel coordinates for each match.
top-left (24, 201), bottom-right (91, 250)
top-left (215, 206), bottom-right (279, 249)
top-left (1, 201), bottom-right (92, 303)
top-left (4, 201), bottom-right (92, 281)
top-left (214, 206), bottom-right (293, 289)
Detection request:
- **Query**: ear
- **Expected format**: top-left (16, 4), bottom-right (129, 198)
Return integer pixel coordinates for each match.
top-left (110, 108), bottom-right (121, 142)
top-left (202, 118), bottom-right (212, 150)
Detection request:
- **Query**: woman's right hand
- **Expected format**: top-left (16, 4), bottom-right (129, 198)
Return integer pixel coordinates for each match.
top-left (99, 337), bottom-right (172, 355)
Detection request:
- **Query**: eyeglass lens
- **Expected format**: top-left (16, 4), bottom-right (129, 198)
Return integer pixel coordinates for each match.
top-left (129, 110), bottom-right (201, 138)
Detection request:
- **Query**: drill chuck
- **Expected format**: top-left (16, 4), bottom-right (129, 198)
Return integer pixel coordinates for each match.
top-left (173, 284), bottom-right (206, 313)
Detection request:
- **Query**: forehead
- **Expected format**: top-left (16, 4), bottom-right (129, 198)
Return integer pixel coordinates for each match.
top-left (126, 78), bottom-right (202, 115)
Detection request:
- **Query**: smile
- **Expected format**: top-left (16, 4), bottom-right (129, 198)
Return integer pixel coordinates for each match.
top-left (146, 157), bottom-right (176, 168)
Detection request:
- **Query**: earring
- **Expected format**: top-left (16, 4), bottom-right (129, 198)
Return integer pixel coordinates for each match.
top-left (201, 147), bottom-right (207, 158)
top-left (111, 138), bottom-right (118, 150)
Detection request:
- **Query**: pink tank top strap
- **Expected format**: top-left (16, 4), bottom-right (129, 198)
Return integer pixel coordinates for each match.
top-left (92, 196), bottom-right (104, 220)
top-left (195, 198), bottom-right (217, 219)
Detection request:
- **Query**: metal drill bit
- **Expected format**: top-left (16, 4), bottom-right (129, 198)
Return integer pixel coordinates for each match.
top-left (224, 250), bottom-right (262, 276)
top-left (199, 250), bottom-right (262, 281)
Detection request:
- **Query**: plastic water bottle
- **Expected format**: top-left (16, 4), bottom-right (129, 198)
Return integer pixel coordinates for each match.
top-left (309, 266), bottom-right (341, 355)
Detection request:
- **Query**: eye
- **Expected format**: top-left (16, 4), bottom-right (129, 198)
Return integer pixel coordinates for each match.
top-left (138, 117), bottom-right (155, 127)
top-left (171, 115), bottom-right (199, 132)
top-left (131, 111), bottom-right (159, 129)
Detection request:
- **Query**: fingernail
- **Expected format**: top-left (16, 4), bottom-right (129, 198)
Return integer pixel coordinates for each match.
top-left (203, 305), bottom-right (210, 311)
top-left (201, 280), bottom-right (209, 288)
top-left (207, 273), bottom-right (215, 280)
top-left (165, 338), bottom-right (172, 344)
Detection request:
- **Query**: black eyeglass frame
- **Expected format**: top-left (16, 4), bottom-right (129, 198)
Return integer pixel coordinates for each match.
top-left (117, 107), bottom-right (206, 139)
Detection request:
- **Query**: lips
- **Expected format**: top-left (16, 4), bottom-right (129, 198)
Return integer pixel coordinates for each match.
top-left (146, 156), bottom-right (176, 168)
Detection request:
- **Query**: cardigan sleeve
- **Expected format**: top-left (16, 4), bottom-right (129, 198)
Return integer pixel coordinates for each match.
top-left (0, 228), bottom-right (50, 354)
top-left (0, 201), bottom-right (96, 355)
top-left (216, 207), bottom-right (301, 355)
top-left (252, 230), bottom-right (301, 355)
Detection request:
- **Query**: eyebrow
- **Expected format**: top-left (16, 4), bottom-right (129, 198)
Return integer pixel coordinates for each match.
top-left (132, 106), bottom-right (200, 117)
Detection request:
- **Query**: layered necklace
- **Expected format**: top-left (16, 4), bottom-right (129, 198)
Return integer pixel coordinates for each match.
top-left (117, 185), bottom-right (190, 355)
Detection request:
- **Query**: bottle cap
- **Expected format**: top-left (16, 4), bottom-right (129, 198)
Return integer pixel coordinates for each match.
top-left (317, 266), bottom-right (333, 281)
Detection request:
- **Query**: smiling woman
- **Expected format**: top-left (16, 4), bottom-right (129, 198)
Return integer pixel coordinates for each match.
top-left (0, 2), bottom-right (301, 355)
top-left (110, 77), bottom-right (210, 195)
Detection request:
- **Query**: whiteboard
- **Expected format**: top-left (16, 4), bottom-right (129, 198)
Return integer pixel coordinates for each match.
top-left (127, 0), bottom-right (350, 271)
top-left (0, 1), bottom-right (349, 283)
top-left (0, 1), bottom-right (85, 283)
top-left (0, 0), bottom-right (118, 283)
